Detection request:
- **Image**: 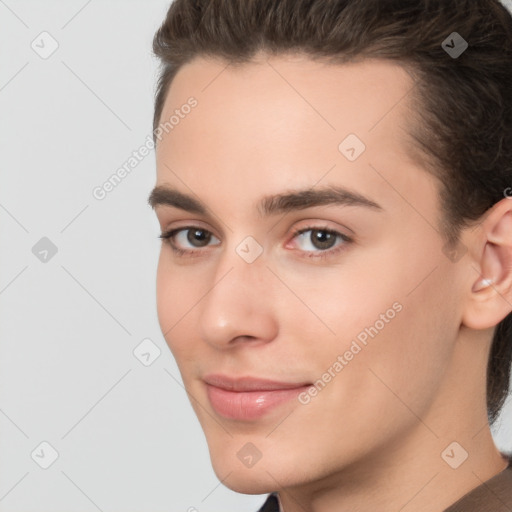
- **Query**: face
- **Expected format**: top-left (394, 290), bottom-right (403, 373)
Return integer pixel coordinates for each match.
top-left (150, 54), bottom-right (468, 494)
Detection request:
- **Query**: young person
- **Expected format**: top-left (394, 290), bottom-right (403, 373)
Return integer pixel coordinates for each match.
top-left (148, 1), bottom-right (512, 510)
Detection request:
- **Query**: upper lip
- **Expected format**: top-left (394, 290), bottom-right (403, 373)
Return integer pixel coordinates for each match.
top-left (203, 374), bottom-right (311, 391)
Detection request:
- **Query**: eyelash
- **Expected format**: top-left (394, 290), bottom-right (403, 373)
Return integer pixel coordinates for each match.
top-left (158, 225), bottom-right (353, 260)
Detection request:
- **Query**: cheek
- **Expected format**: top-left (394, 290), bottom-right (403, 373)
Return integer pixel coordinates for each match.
top-left (303, 240), bottom-right (456, 396)
top-left (288, 263), bottom-right (458, 470)
top-left (336, 265), bottom-right (458, 419)
top-left (155, 252), bottom-right (192, 349)
top-left (155, 252), bottom-right (216, 369)
top-left (155, 253), bottom-right (172, 332)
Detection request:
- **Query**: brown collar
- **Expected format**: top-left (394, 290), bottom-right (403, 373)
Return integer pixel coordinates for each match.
top-left (444, 458), bottom-right (512, 512)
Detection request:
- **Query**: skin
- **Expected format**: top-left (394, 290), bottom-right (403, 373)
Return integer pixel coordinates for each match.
top-left (150, 53), bottom-right (512, 512)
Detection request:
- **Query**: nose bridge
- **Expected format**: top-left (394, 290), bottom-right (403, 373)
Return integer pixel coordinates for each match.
top-left (198, 240), bottom-right (278, 347)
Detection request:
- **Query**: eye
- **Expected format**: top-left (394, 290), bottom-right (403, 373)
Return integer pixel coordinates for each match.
top-left (159, 227), bottom-right (220, 255)
top-left (158, 224), bottom-right (353, 260)
top-left (288, 226), bottom-right (352, 258)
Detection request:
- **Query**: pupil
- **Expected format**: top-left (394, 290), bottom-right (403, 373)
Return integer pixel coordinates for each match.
top-left (188, 229), bottom-right (210, 247)
top-left (312, 229), bottom-right (335, 250)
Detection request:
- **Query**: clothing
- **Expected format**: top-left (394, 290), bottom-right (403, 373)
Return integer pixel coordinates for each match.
top-left (256, 452), bottom-right (512, 512)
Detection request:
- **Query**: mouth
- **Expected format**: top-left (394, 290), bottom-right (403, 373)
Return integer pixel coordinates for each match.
top-left (203, 374), bottom-right (313, 421)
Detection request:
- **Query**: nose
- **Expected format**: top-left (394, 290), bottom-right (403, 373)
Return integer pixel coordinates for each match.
top-left (197, 251), bottom-right (279, 349)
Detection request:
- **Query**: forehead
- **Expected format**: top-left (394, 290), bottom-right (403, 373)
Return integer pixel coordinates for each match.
top-left (154, 54), bottom-right (434, 218)
top-left (158, 53), bottom-right (416, 138)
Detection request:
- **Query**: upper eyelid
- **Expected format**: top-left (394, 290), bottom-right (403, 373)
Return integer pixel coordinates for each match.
top-left (287, 226), bottom-right (353, 247)
top-left (156, 207), bottom-right (357, 233)
top-left (160, 216), bottom-right (351, 234)
top-left (165, 226), bottom-right (221, 243)
top-left (166, 225), bottom-right (346, 237)
top-left (159, 219), bottom-right (220, 239)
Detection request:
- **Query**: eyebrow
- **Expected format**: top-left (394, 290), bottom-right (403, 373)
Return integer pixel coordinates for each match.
top-left (147, 184), bottom-right (383, 217)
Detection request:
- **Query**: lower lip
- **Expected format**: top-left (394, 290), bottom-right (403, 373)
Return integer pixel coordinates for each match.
top-left (205, 383), bottom-right (311, 421)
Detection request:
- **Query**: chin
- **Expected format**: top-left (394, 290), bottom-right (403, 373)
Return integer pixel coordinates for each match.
top-left (213, 465), bottom-right (280, 495)
top-left (208, 448), bottom-right (306, 496)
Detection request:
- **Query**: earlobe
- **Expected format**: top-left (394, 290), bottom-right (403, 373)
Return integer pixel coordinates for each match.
top-left (472, 277), bottom-right (494, 293)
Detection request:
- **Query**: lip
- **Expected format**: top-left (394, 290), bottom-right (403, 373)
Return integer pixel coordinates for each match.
top-left (203, 374), bottom-right (312, 420)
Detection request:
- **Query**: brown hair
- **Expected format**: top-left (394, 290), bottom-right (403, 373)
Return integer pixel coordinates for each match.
top-left (152, 0), bottom-right (512, 425)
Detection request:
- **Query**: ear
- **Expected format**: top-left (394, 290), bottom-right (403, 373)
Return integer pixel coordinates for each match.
top-left (461, 197), bottom-right (512, 330)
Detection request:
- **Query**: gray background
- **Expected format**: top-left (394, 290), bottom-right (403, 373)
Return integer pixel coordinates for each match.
top-left (1, 1), bottom-right (511, 511)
